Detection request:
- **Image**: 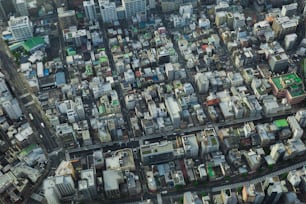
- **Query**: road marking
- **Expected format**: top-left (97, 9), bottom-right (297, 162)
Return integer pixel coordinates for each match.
top-left (20, 93), bottom-right (31, 98)
top-left (24, 101), bottom-right (35, 107)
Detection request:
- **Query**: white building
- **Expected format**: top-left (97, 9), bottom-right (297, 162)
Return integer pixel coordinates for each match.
top-left (182, 134), bottom-right (199, 157)
top-left (16, 0), bottom-right (28, 16)
top-left (99, 0), bottom-right (118, 23)
top-left (122, 0), bottom-right (146, 19)
top-left (165, 96), bottom-right (181, 128)
top-left (43, 175), bottom-right (75, 204)
top-left (83, 0), bottom-right (97, 21)
top-left (8, 16), bottom-right (33, 41)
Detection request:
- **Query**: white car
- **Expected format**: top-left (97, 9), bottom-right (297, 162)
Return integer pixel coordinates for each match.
top-left (40, 122), bottom-right (45, 128)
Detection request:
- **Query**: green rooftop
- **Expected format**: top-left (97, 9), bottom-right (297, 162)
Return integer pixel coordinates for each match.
top-left (22, 37), bottom-right (45, 52)
top-left (274, 119), bottom-right (289, 128)
top-left (67, 47), bottom-right (76, 56)
top-left (99, 105), bottom-right (105, 114)
top-left (85, 65), bottom-right (93, 76)
top-left (208, 166), bottom-right (215, 178)
top-left (271, 73), bottom-right (303, 90)
top-left (99, 56), bottom-right (108, 63)
top-left (112, 99), bottom-right (119, 106)
top-left (19, 144), bottom-right (38, 157)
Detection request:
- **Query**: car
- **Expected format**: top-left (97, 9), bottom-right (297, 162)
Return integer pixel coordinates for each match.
top-left (40, 122), bottom-right (45, 128)
top-left (39, 134), bottom-right (43, 138)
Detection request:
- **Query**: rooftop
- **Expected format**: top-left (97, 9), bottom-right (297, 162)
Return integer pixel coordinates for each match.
top-left (271, 73), bottom-right (302, 90)
top-left (22, 37), bottom-right (45, 52)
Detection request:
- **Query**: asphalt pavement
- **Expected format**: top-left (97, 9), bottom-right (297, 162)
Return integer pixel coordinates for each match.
top-left (0, 51), bottom-right (58, 152)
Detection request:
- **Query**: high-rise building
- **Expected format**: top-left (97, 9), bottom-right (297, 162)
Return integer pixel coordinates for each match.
top-left (0, 0), bottom-right (8, 20)
top-left (44, 175), bottom-right (75, 204)
top-left (83, 0), bottom-right (97, 21)
top-left (78, 169), bottom-right (97, 200)
top-left (8, 16), bottom-right (33, 41)
top-left (16, 0), bottom-right (28, 16)
top-left (0, 78), bottom-right (12, 100)
top-left (58, 8), bottom-right (77, 29)
top-left (2, 99), bottom-right (22, 120)
top-left (122, 0), bottom-right (146, 19)
top-left (99, 0), bottom-right (118, 23)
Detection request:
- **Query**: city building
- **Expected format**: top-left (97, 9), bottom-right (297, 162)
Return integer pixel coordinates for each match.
top-left (58, 8), bottom-right (77, 30)
top-left (103, 170), bottom-right (124, 199)
top-left (181, 134), bottom-right (199, 157)
top-left (15, 0), bottom-right (28, 16)
top-left (140, 141), bottom-right (174, 165)
top-left (83, 0), bottom-right (97, 21)
top-left (199, 128), bottom-right (220, 155)
top-left (269, 73), bottom-right (306, 104)
top-left (268, 53), bottom-right (289, 73)
top-left (8, 16), bottom-right (33, 41)
top-left (43, 175), bottom-right (76, 204)
top-left (183, 191), bottom-right (203, 204)
top-left (122, 0), bottom-right (146, 19)
top-left (99, 0), bottom-right (118, 23)
top-left (242, 183), bottom-right (265, 204)
top-left (2, 99), bottom-right (22, 120)
top-left (78, 169), bottom-right (97, 200)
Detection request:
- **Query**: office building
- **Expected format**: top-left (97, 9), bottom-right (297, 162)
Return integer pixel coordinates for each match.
top-left (181, 134), bottom-right (199, 157)
top-left (16, 0), bottom-right (28, 16)
top-left (8, 16), bottom-right (33, 41)
top-left (103, 170), bottom-right (124, 199)
top-left (0, 0), bottom-right (15, 20)
top-left (221, 189), bottom-right (237, 204)
top-left (78, 169), bottom-right (97, 200)
top-left (269, 73), bottom-right (306, 105)
top-left (44, 175), bottom-right (75, 204)
top-left (122, 0), bottom-right (146, 19)
top-left (140, 141), bottom-right (174, 165)
top-left (183, 191), bottom-right (203, 204)
top-left (83, 0), bottom-right (97, 21)
top-left (268, 53), bottom-right (289, 73)
top-left (160, 0), bottom-right (182, 12)
top-left (2, 99), bottom-right (22, 120)
top-left (272, 16), bottom-right (298, 38)
top-left (58, 8), bottom-right (77, 29)
top-left (281, 3), bottom-right (297, 17)
top-left (242, 183), bottom-right (265, 204)
top-left (99, 0), bottom-right (118, 23)
top-left (165, 96), bottom-right (181, 128)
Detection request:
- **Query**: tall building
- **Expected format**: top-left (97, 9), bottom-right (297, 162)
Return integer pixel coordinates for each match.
top-left (99, 0), bottom-right (118, 23)
top-left (0, 0), bottom-right (8, 20)
top-left (78, 169), bottom-right (97, 200)
top-left (83, 0), bottom-right (97, 21)
top-left (8, 16), bottom-right (33, 41)
top-left (2, 99), bottom-right (22, 120)
top-left (183, 191), bottom-right (203, 204)
top-left (122, 0), bottom-right (146, 19)
top-left (58, 8), bottom-right (77, 29)
top-left (140, 141), bottom-right (174, 165)
top-left (16, 0), bottom-right (28, 16)
top-left (0, 78), bottom-right (12, 100)
top-left (44, 175), bottom-right (76, 204)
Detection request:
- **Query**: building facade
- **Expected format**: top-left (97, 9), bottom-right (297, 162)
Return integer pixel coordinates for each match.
top-left (8, 16), bottom-right (33, 41)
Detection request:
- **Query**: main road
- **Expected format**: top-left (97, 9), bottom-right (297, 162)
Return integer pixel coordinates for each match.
top-left (0, 50), bottom-right (58, 152)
